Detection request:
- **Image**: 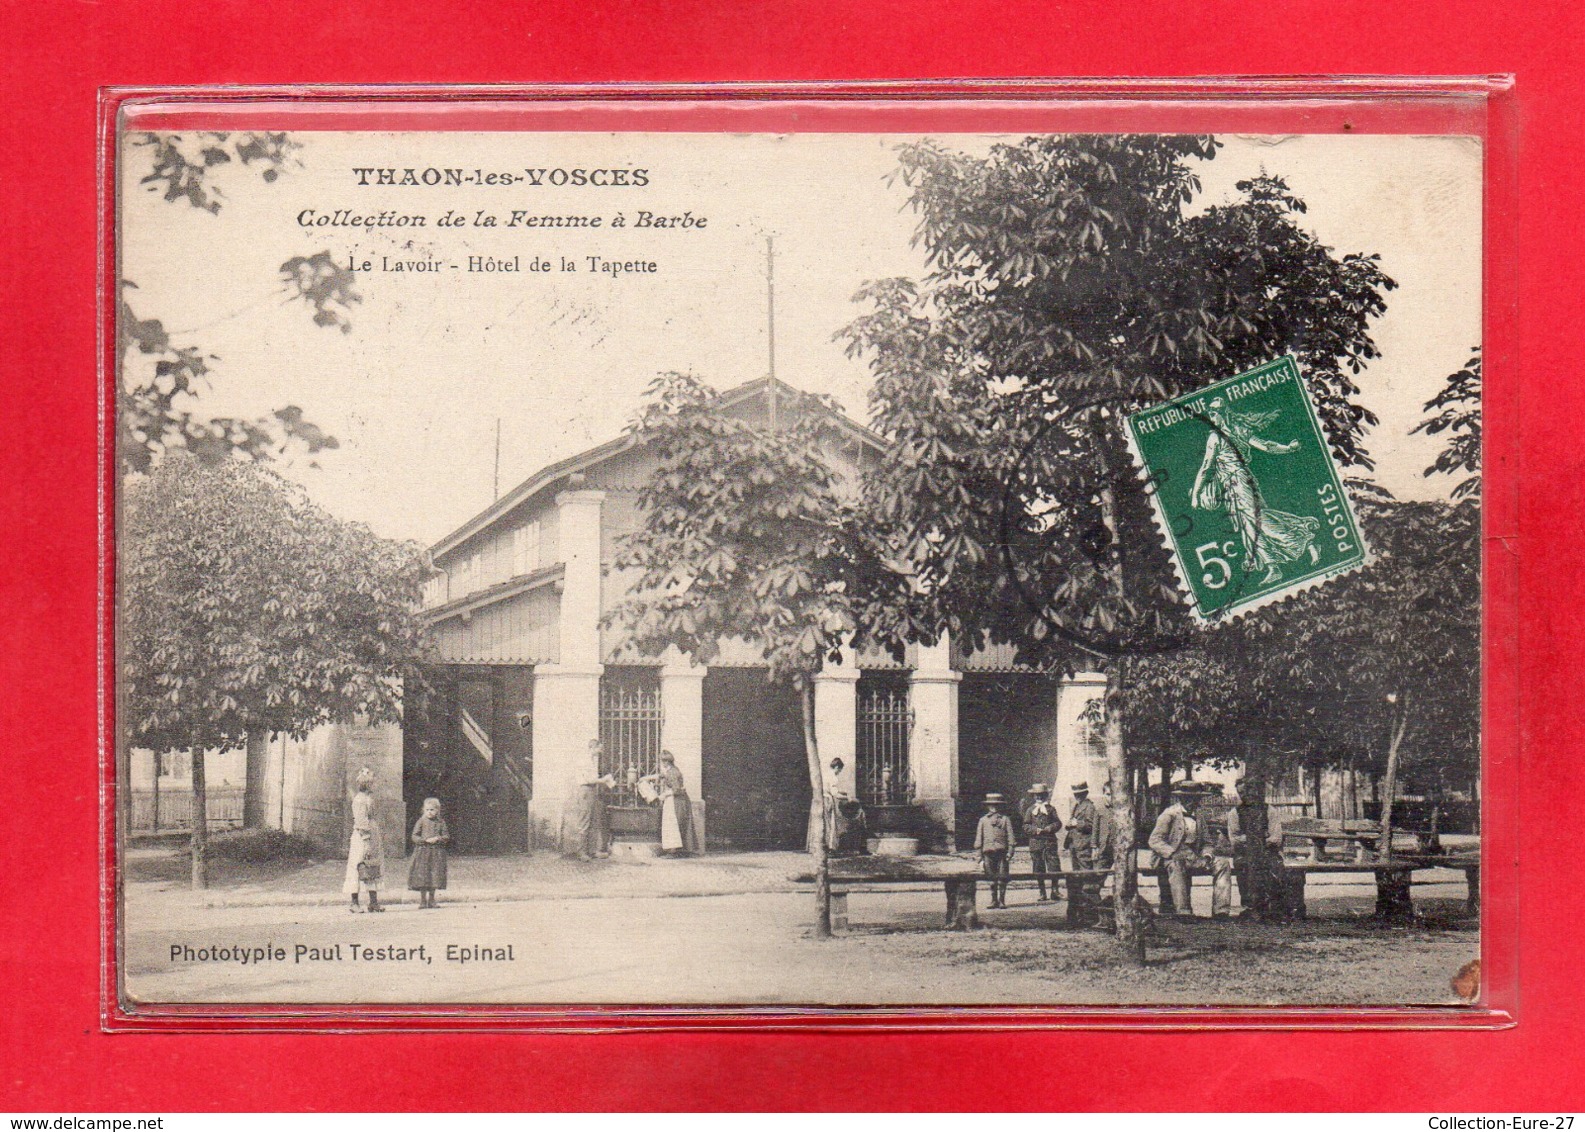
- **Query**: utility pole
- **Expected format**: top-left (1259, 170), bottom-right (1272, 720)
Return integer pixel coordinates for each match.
top-left (493, 418), bottom-right (502, 500)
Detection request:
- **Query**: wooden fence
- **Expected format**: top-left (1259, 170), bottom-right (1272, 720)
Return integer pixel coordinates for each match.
top-left (129, 787), bottom-right (246, 834)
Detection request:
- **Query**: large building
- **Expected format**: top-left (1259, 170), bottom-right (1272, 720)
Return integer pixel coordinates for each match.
top-left (407, 376), bottom-right (1112, 854)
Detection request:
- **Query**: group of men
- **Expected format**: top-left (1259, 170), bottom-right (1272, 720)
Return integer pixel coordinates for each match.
top-left (972, 777), bottom-right (1301, 922)
top-left (972, 780), bottom-right (1115, 917)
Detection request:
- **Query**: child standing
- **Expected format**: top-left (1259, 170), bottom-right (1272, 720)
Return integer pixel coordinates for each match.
top-left (408, 797), bottom-right (450, 909)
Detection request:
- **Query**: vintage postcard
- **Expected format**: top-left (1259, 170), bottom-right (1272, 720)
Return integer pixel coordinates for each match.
top-left (114, 123), bottom-right (1483, 1010)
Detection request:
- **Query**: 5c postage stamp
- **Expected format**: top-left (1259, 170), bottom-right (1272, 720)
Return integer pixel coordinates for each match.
top-left (1125, 356), bottom-right (1369, 622)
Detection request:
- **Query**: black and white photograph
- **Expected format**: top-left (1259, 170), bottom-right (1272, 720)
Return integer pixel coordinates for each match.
top-left (115, 126), bottom-right (1483, 1009)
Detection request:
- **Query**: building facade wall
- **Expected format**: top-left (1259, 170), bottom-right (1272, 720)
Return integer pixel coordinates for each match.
top-left (413, 382), bottom-right (1116, 856)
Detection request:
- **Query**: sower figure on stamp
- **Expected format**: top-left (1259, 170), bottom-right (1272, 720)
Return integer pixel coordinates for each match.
top-left (1065, 781), bottom-right (1099, 924)
top-left (975, 793), bottom-right (1015, 909)
top-left (1190, 397), bottom-right (1322, 585)
top-left (1148, 781), bottom-right (1201, 921)
top-left (1021, 784), bottom-right (1062, 902)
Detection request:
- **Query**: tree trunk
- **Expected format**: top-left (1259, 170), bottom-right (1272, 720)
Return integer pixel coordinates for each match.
top-left (799, 682), bottom-right (832, 939)
top-left (190, 747), bottom-right (209, 889)
top-left (1094, 443), bottom-right (1145, 965)
top-left (1104, 661), bottom-right (1144, 963)
top-left (1239, 769), bottom-right (1273, 919)
top-left (242, 731), bottom-right (269, 829)
top-left (1378, 697), bottom-right (1409, 863)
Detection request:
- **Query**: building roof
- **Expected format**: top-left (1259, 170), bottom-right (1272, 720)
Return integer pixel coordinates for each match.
top-left (428, 375), bottom-right (887, 562)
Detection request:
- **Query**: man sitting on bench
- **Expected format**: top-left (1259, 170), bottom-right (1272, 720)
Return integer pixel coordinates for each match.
top-left (1149, 781), bottom-right (1202, 921)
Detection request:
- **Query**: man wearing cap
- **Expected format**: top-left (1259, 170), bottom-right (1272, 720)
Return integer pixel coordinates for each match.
top-left (1021, 784), bottom-right (1062, 902)
top-left (1066, 782), bottom-right (1099, 869)
top-left (1148, 781), bottom-right (1202, 920)
top-left (974, 794), bottom-right (1016, 909)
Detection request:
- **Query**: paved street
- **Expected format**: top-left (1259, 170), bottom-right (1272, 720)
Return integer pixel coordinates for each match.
top-left (122, 848), bottom-right (1478, 1007)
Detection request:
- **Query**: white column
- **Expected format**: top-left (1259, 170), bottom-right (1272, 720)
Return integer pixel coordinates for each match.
top-left (909, 636), bottom-right (961, 852)
top-left (529, 488), bottom-right (607, 851)
top-left (1054, 671), bottom-right (1109, 816)
top-left (660, 650), bottom-right (706, 847)
top-left (529, 669), bottom-right (602, 851)
top-left (814, 647), bottom-right (860, 796)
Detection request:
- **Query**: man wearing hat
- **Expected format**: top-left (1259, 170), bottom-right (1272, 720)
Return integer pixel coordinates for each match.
top-left (974, 793), bottom-right (1016, 909)
top-left (1148, 781), bottom-right (1203, 920)
top-left (1064, 781), bottom-right (1101, 924)
top-left (1066, 782), bottom-right (1099, 869)
top-left (1021, 784), bottom-right (1062, 902)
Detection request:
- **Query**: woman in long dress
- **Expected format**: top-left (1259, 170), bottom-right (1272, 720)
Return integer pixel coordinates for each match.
top-left (645, 750), bottom-right (700, 856)
top-left (342, 766), bottom-right (386, 913)
top-left (1191, 397), bottom-right (1322, 584)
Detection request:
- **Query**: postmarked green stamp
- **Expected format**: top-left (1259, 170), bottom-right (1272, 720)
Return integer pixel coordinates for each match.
top-left (1124, 355), bottom-right (1369, 622)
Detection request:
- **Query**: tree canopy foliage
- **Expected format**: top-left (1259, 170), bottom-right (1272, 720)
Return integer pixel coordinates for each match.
top-left (841, 135), bottom-right (1401, 955)
top-left (122, 454), bottom-right (429, 755)
top-left (605, 373), bottom-right (876, 685)
top-left (605, 373), bottom-right (892, 936)
top-left (1414, 346), bottom-right (1482, 502)
top-left (120, 132), bottom-right (359, 473)
top-left (842, 135), bottom-right (1398, 664)
top-left (1123, 493), bottom-right (1479, 792)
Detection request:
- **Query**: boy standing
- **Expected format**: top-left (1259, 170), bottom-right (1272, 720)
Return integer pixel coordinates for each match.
top-left (975, 793), bottom-right (1016, 909)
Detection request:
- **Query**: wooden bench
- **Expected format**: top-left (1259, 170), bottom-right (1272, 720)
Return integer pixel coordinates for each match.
top-left (828, 856), bottom-right (1478, 930)
top-left (1285, 857), bottom-right (1479, 920)
top-left (1280, 820), bottom-right (1424, 864)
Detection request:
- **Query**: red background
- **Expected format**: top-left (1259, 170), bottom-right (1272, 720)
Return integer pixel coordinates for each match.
top-left (2, 0), bottom-right (1578, 1111)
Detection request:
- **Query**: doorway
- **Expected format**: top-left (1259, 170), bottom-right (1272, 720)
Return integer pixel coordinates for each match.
top-left (701, 668), bottom-right (811, 850)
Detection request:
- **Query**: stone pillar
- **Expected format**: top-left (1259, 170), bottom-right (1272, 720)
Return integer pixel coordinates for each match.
top-left (814, 648), bottom-right (861, 795)
top-left (529, 668), bottom-right (602, 851)
top-left (909, 636), bottom-right (961, 853)
top-left (660, 650), bottom-right (707, 848)
top-left (529, 489), bottom-right (606, 851)
top-left (1055, 671), bottom-right (1109, 811)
